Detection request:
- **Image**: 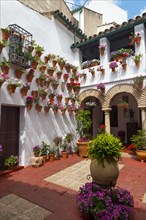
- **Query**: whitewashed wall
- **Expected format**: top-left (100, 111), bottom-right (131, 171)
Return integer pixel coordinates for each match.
top-left (0, 0), bottom-right (81, 166)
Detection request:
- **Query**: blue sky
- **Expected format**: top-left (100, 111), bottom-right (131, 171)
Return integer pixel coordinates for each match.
top-left (65, 0), bottom-right (146, 19)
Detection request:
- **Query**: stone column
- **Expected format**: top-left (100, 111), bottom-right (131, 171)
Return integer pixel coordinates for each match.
top-left (102, 108), bottom-right (111, 133)
top-left (140, 107), bottom-right (146, 130)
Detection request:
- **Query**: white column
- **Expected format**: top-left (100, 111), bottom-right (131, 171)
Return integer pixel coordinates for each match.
top-left (103, 108), bottom-right (111, 133)
top-left (140, 108), bottom-right (146, 130)
top-left (99, 37), bottom-right (110, 66)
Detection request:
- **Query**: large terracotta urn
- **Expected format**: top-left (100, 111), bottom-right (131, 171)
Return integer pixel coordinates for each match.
top-left (90, 159), bottom-right (119, 187)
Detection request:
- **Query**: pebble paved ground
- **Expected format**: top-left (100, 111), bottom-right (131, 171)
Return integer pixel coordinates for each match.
top-left (0, 153), bottom-right (146, 220)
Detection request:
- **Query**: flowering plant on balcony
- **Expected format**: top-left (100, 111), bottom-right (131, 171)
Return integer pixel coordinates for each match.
top-left (129, 32), bottom-right (141, 46)
top-left (111, 48), bottom-right (133, 60)
top-left (97, 83), bottom-right (105, 89)
top-left (76, 182), bottom-right (134, 219)
top-left (7, 77), bottom-right (22, 87)
top-left (109, 61), bottom-right (118, 69)
top-left (92, 59), bottom-right (100, 66)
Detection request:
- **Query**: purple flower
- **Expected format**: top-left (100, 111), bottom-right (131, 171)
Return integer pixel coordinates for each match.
top-left (109, 61), bottom-right (118, 68)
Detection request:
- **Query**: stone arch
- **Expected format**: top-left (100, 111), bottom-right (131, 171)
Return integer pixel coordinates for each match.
top-left (139, 87), bottom-right (146, 108)
top-left (102, 84), bottom-right (142, 109)
top-left (78, 89), bottom-right (105, 105)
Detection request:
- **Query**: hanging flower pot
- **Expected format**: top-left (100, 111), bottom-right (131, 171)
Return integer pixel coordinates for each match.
top-left (66, 83), bottom-right (72, 93)
top-left (15, 68), bottom-right (25, 79)
top-left (26, 103), bottom-right (33, 110)
top-left (31, 90), bottom-right (38, 98)
top-left (63, 74), bottom-right (69, 82)
top-left (135, 36), bottom-right (141, 45)
top-left (122, 63), bottom-right (127, 70)
top-left (98, 44), bottom-right (106, 56)
top-left (52, 83), bottom-right (59, 90)
top-left (1, 28), bottom-right (10, 41)
top-left (48, 93), bottom-right (55, 101)
top-left (44, 80), bottom-right (50, 88)
top-left (39, 65), bottom-right (46, 73)
top-left (36, 78), bottom-right (45, 86)
top-left (20, 87), bottom-right (29, 96)
top-left (35, 104), bottom-right (42, 112)
top-left (35, 52), bottom-right (42, 57)
top-left (70, 78), bottom-right (74, 83)
top-left (34, 45), bottom-right (44, 58)
top-left (31, 61), bottom-right (38, 69)
top-left (7, 84), bottom-right (17, 94)
top-left (44, 56), bottom-right (49, 64)
top-left (26, 69), bottom-right (34, 82)
top-left (65, 97), bottom-right (70, 104)
top-left (134, 60), bottom-right (140, 67)
top-left (44, 106), bottom-right (50, 113)
top-left (53, 108), bottom-right (58, 114)
top-left (52, 60), bottom-right (57, 67)
top-left (56, 71), bottom-right (62, 79)
top-left (89, 68), bottom-right (95, 77)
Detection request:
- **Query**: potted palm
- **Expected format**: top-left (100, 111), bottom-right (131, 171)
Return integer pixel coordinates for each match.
top-left (130, 130), bottom-right (146, 162)
top-left (76, 109), bottom-right (92, 157)
top-left (88, 132), bottom-right (122, 186)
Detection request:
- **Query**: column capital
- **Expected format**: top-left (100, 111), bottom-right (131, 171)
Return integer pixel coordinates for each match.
top-left (102, 108), bottom-right (112, 113)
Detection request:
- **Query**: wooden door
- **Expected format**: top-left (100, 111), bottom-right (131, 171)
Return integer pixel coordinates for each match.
top-left (0, 106), bottom-right (19, 169)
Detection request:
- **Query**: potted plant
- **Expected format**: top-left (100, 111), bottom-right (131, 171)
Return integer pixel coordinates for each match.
top-left (76, 182), bottom-right (134, 220)
top-left (111, 48), bottom-right (133, 61)
top-left (0, 39), bottom-right (8, 54)
top-left (65, 62), bottom-right (72, 73)
top-left (34, 44), bottom-right (44, 57)
top-left (32, 145), bottom-right (41, 157)
top-left (132, 53), bottom-right (143, 67)
top-left (76, 109), bottom-right (92, 157)
top-left (0, 73), bottom-right (9, 88)
top-left (91, 59), bottom-right (100, 67)
top-left (109, 61), bottom-right (118, 72)
top-left (72, 65), bottom-right (78, 74)
top-left (1, 27), bottom-right (10, 41)
top-left (38, 88), bottom-right (47, 100)
top-left (89, 68), bottom-right (95, 77)
top-left (130, 130), bottom-right (146, 162)
top-left (15, 67), bottom-right (25, 79)
top-left (98, 44), bottom-right (106, 55)
top-left (0, 57), bottom-right (10, 74)
top-left (57, 57), bottom-right (65, 70)
top-left (132, 75), bottom-right (144, 89)
top-left (56, 70), bottom-right (62, 79)
top-left (47, 66), bottom-right (56, 76)
top-left (7, 78), bottom-right (21, 94)
top-left (88, 132), bottom-right (122, 186)
top-left (20, 82), bottom-right (30, 96)
top-left (97, 65), bottom-right (105, 74)
top-left (40, 141), bottom-right (50, 163)
top-left (4, 155), bottom-right (19, 170)
top-left (49, 147), bottom-right (55, 161)
top-left (129, 32), bottom-right (141, 45)
top-left (60, 136), bottom-right (68, 159)
top-left (97, 83), bottom-right (105, 93)
top-left (26, 96), bottom-right (33, 110)
top-left (31, 56), bottom-right (40, 69)
top-left (118, 100), bottom-right (129, 109)
top-left (36, 73), bottom-right (46, 86)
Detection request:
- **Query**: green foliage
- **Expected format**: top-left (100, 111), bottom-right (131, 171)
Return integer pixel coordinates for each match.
top-left (65, 133), bottom-right (74, 142)
top-left (88, 133), bottom-right (122, 164)
top-left (40, 141), bottom-right (50, 156)
top-left (34, 44), bottom-right (44, 53)
top-left (0, 57), bottom-right (10, 66)
top-left (132, 53), bottom-right (143, 62)
top-left (4, 155), bottom-right (18, 167)
top-left (76, 109), bottom-right (92, 138)
top-left (130, 130), bottom-right (146, 150)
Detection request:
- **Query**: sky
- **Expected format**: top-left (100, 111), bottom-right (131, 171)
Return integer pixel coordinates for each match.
top-left (65, 0), bottom-right (146, 19)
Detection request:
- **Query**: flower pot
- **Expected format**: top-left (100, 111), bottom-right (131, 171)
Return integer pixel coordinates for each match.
top-left (72, 69), bottom-right (77, 74)
top-left (34, 152), bottom-right (40, 157)
top-left (48, 69), bottom-right (54, 77)
top-left (77, 141), bottom-right (92, 157)
top-left (44, 80), bottom-right (50, 88)
top-left (0, 44), bottom-right (4, 54)
top-left (134, 61), bottom-right (140, 67)
top-left (0, 65), bottom-right (10, 75)
top-left (35, 51), bottom-right (42, 58)
top-left (136, 150), bottom-right (146, 162)
top-left (100, 88), bottom-right (105, 94)
top-left (122, 63), bottom-right (127, 70)
top-left (39, 66), bottom-right (46, 73)
top-left (111, 67), bottom-right (115, 72)
top-left (65, 67), bottom-right (71, 73)
top-left (36, 78), bottom-right (44, 86)
top-left (35, 105), bottom-right (42, 112)
top-left (42, 155), bottom-right (47, 163)
top-left (65, 97), bottom-right (69, 104)
top-left (53, 108), bottom-right (58, 114)
top-left (40, 93), bottom-right (47, 100)
top-left (135, 36), bottom-right (141, 45)
top-left (63, 75), bottom-right (69, 82)
top-left (26, 104), bottom-right (32, 110)
top-left (7, 84), bottom-right (17, 94)
top-left (49, 154), bottom-right (55, 161)
top-left (44, 56), bottom-right (49, 64)
top-left (20, 87), bottom-right (29, 96)
top-left (52, 83), bottom-right (59, 90)
top-left (99, 48), bottom-right (105, 56)
top-left (90, 159), bottom-right (119, 186)
top-left (31, 90), bottom-right (38, 98)
top-left (15, 69), bottom-right (24, 79)
top-left (61, 151), bottom-right (68, 159)
top-left (56, 72), bottom-right (62, 79)
top-left (2, 30), bottom-right (10, 41)
top-left (101, 69), bottom-right (105, 74)
top-left (73, 87), bottom-right (80, 95)
top-left (44, 106), bottom-right (50, 113)
top-left (31, 61), bottom-right (38, 69)
top-left (59, 64), bottom-right (65, 70)
top-left (52, 60), bottom-right (57, 67)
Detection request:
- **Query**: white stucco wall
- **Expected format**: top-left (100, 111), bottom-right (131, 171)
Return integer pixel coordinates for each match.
top-left (86, 0), bottom-right (127, 24)
top-left (0, 0), bottom-right (81, 166)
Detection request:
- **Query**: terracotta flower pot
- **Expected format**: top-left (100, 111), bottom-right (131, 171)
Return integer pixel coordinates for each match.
top-left (15, 69), bottom-right (24, 79)
top-left (136, 150), bottom-right (146, 162)
top-left (99, 48), bottom-right (105, 56)
top-left (0, 65), bottom-right (10, 75)
top-left (7, 84), bottom-right (17, 94)
top-left (26, 104), bottom-right (32, 110)
top-left (61, 151), bottom-right (68, 159)
top-left (20, 87), bottom-right (29, 96)
top-left (52, 60), bottom-right (57, 67)
top-left (2, 30), bottom-right (10, 41)
top-left (26, 70), bottom-right (34, 82)
top-left (31, 90), bottom-right (38, 98)
top-left (35, 105), bottom-right (42, 112)
top-left (44, 106), bottom-right (50, 113)
top-left (135, 36), bottom-right (141, 45)
top-left (35, 51), bottom-right (42, 58)
top-left (31, 61), bottom-right (38, 69)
